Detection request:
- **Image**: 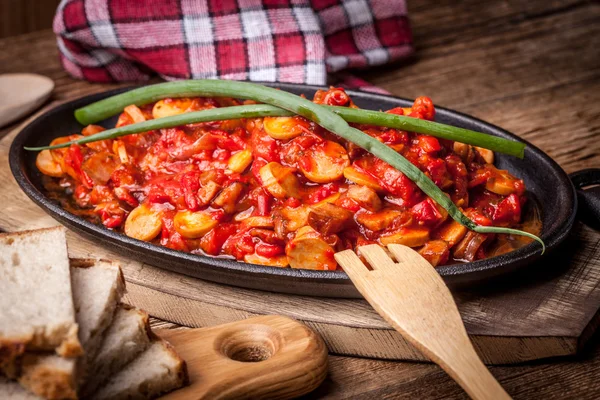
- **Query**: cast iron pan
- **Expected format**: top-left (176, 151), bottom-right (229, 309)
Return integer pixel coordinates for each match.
top-left (9, 84), bottom-right (600, 298)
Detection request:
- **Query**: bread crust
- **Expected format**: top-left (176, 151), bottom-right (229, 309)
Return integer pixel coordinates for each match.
top-left (161, 339), bottom-right (189, 389)
top-left (0, 339), bottom-right (26, 377)
top-left (0, 226), bottom-right (63, 241)
top-left (18, 355), bottom-right (77, 400)
top-left (0, 324), bottom-right (82, 359)
top-left (56, 325), bottom-right (83, 358)
top-left (121, 304), bottom-right (151, 337)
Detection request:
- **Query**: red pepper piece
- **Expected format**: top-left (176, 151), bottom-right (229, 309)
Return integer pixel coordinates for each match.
top-left (412, 198), bottom-right (443, 226)
top-left (251, 127), bottom-right (280, 162)
top-left (355, 157), bottom-right (421, 206)
top-left (102, 215), bottom-right (124, 229)
top-left (200, 223), bottom-right (239, 255)
top-left (223, 229), bottom-right (256, 259)
top-left (419, 155), bottom-right (451, 188)
top-left (114, 187), bottom-right (139, 208)
top-left (65, 144), bottom-right (94, 188)
top-left (238, 235), bottom-right (256, 255)
top-left (468, 168), bottom-right (492, 188)
top-left (380, 129), bottom-right (410, 145)
top-left (210, 209), bottom-right (228, 222)
top-left (409, 111), bottom-right (425, 119)
top-left (160, 215), bottom-right (189, 251)
top-left (284, 197), bottom-right (301, 208)
top-left (415, 135), bottom-right (441, 154)
top-left (337, 197), bottom-right (361, 213)
top-left (307, 183), bottom-right (340, 204)
top-left (255, 242), bottom-right (285, 258)
top-left (412, 96), bottom-right (435, 120)
top-left (146, 176), bottom-right (183, 206)
top-left (208, 129), bottom-right (242, 151)
top-left (251, 158), bottom-right (268, 184)
top-left (465, 209), bottom-right (493, 226)
top-left (323, 88), bottom-right (350, 106)
top-left (386, 107), bottom-right (405, 116)
top-left (180, 171), bottom-right (201, 211)
top-left (256, 190), bottom-right (272, 216)
top-left (490, 193), bottom-right (522, 225)
top-left (74, 184), bottom-right (90, 203)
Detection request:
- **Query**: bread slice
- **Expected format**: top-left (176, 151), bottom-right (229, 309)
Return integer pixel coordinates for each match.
top-left (70, 259), bottom-right (125, 362)
top-left (91, 339), bottom-right (188, 400)
top-left (81, 305), bottom-right (151, 396)
top-left (0, 376), bottom-right (42, 400)
top-left (0, 227), bottom-right (81, 372)
top-left (17, 259), bottom-right (125, 400)
top-left (0, 307), bottom-right (153, 400)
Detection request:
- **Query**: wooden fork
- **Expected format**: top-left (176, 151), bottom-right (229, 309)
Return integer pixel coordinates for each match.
top-left (334, 244), bottom-right (510, 400)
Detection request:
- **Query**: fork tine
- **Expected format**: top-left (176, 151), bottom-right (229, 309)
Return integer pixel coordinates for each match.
top-left (334, 249), bottom-right (369, 278)
top-left (358, 244), bottom-right (397, 271)
top-left (387, 244), bottom-right (431, 267)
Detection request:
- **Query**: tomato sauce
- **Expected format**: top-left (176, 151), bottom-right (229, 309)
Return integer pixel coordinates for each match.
top-left (37, 89), bottom-right (540, 270)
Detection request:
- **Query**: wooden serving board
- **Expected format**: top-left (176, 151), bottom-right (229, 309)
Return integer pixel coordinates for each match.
top-left (2, 114), bottom-right (600, 365)
top-left (156, 315), bottom-right (328, 400)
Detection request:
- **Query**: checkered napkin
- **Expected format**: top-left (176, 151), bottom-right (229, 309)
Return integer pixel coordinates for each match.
top-left (53, 0), bottom-right (412, 88)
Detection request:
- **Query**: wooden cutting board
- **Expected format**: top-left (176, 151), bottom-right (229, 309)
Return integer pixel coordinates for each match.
top-left (2, 112), bottom-right (600, 365)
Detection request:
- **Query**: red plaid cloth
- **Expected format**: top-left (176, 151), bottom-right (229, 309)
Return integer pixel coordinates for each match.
top-left (53, 0), bottom-right (412, 87)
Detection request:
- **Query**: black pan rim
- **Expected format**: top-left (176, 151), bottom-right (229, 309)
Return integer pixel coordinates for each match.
top-left (8, 83), bottom-right (577, 291)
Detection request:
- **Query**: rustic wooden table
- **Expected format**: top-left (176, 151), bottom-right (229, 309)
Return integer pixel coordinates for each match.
top-left (1, 1), bottom-right (599, 398)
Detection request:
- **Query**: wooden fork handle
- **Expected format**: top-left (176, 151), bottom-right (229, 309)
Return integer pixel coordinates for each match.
top-left (335, 245), bottom-right (511, 400)
top-left (415, 333), bottom-right (511, 400)
top-left (379, 305), bottom-right (511, 400)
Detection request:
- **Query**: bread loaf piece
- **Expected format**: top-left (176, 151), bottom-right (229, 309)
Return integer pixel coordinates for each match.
top-left (18, 259), bottom-right (125, 400)
top-left (81, 305), bottom-right (151, 396)
top-left (91, 339), bottom-right (188, 400)
top-left (0, 227), bottom-right (81, 373)
top-left (0, 228), bottom-right (186, 399)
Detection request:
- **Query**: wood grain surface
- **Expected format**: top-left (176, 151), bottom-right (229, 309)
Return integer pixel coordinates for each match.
top-left (0, 0), bottom-right (61, 39)
top-left (157, 315), bottom-right (328, 400)
top-left (1, 0), bottom-right (599, 398)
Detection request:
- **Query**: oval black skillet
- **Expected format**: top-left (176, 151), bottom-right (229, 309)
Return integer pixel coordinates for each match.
top-left (9, 84), bottom-right (599, 298)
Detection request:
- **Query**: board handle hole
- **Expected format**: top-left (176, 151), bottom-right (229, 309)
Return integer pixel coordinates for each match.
top-left (217, 324), bottom-right (282, 363)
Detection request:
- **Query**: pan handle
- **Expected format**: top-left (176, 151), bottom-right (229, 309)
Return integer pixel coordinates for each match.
top-left (569, 168), bottom-right (600, 230)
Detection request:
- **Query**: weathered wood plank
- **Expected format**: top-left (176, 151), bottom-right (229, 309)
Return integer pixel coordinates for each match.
top-left (368, 1), bottom-right (599, 106)
top-left (0, 0), bottom-right (61, 39)
top-left (311, 342), bottom-right (600, 399)
top-left (461, 79), bottom-right (600, 172)
top-left (0, 0), bottom-right (599, 397)
top-left (408, 0), bottom-right (586, 49)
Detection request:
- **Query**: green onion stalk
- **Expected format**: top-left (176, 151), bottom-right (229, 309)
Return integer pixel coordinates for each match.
top-left (25, 80), bottom-right (543, 251)
top-left (27, 105), bottom-right (525, 158)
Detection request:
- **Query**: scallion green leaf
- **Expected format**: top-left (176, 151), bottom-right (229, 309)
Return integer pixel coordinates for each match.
top-left (28, 105), bottom-right (525, 158)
